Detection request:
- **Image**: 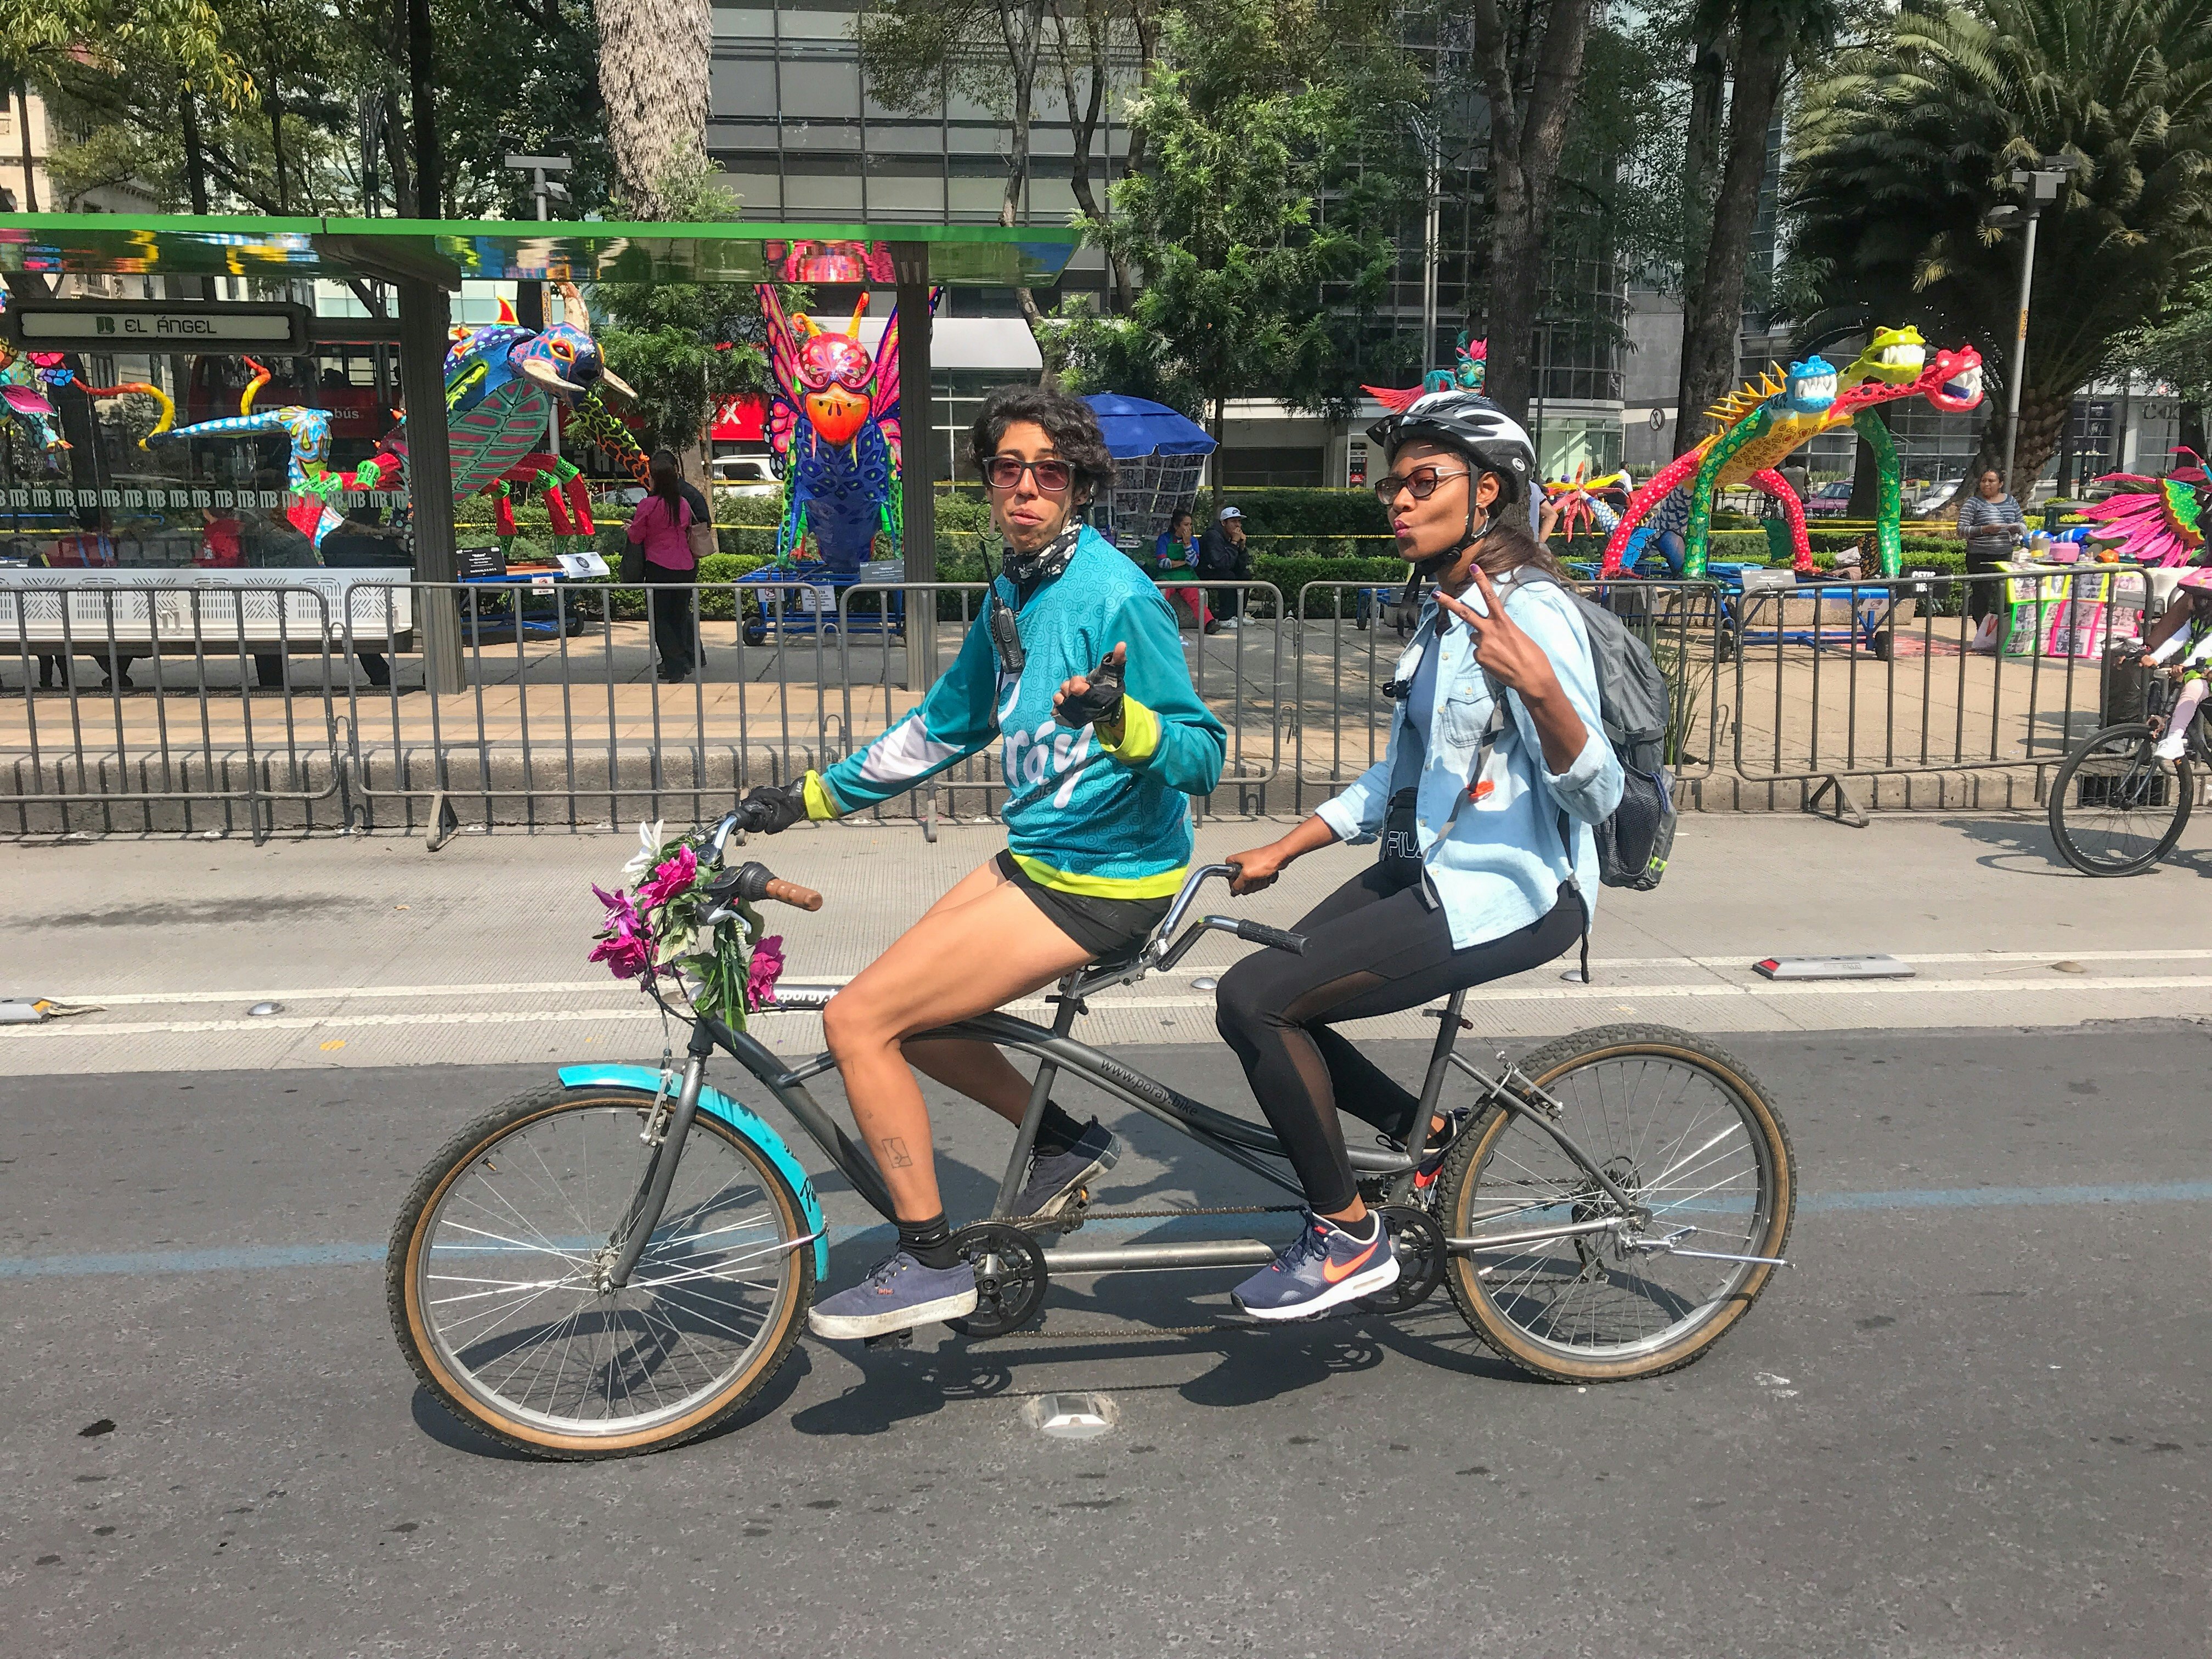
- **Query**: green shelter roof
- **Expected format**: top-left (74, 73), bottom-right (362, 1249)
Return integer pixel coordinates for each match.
top-left (0, 215), bottom-right (1080, 288)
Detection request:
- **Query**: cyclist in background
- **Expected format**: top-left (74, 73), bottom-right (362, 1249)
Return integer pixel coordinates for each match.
top-left (1217, 391), bottom-right (1622, 1319)
top-left (742, 386), bottom-right (1226, 1341)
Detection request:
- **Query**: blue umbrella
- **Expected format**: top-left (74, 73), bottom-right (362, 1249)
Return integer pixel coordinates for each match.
top-left (1081, 393), bottom-right (1216, 459)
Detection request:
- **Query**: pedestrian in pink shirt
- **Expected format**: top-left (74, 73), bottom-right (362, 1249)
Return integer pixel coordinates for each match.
top-left (626, 448), bottom-right (710, 681)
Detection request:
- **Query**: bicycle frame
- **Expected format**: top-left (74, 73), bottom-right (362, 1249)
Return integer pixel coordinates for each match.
top-left (604, 864), bottom-right (1649, 1290)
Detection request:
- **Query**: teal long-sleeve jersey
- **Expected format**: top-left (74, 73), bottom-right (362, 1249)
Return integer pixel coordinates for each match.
top-left (810, 527), bottom-right (1226, 896)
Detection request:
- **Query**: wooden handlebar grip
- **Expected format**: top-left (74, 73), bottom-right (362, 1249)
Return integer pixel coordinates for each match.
top-left (763, 878), bottom-right (823, 911)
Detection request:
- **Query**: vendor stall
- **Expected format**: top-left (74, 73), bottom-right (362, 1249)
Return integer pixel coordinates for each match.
top-left (1080, 393), bottom-right (1216, 550)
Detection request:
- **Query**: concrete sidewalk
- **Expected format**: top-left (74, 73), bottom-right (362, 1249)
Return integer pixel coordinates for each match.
top-left (4, 807), bottom-right (2209, 1075)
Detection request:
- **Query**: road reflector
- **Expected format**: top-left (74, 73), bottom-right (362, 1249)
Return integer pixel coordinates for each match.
top-left (1752, 955), bottom-right (1914, 981)
top-left (1028, 1391), bottom-right (1114, 1440)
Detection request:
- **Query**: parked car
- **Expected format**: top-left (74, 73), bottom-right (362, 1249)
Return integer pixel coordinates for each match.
top-left (1910, 479), bottom-right (1961, 517)
top-left (1803, 481), bottom-right (1854, 518)
top-left (711, 455), bottom-right (780, 499)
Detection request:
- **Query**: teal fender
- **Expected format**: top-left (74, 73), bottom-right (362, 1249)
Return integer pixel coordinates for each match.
top-left (557, 1064), bottom-right (829, 1277)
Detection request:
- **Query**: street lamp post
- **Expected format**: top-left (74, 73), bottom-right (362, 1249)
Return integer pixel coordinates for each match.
top-left (1409, 115), bottom-right (1442, 381)
top-left (1984, 154), bottom-right (2082, 494)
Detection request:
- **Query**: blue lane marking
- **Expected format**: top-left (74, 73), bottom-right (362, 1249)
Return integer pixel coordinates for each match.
top-left (5, 1179), bottom-right (2210, 1280)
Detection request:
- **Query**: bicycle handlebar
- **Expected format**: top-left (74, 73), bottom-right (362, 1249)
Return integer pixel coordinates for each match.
top-left (1231, 918), bottom-right (1308, 955)
top-left (706, 860), bottom-right (824, 911)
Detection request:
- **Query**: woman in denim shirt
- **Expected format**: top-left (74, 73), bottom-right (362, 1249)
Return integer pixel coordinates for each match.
top-left (1216, 390), bottom-right (1623, 1319)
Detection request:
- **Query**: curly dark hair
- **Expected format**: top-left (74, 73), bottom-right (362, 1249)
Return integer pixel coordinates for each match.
top-left (969, 385), bottom-right (1116, 503)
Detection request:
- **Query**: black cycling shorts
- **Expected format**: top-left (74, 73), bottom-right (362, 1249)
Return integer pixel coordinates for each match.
top-left (995, 849), bottom-right (1172, 960)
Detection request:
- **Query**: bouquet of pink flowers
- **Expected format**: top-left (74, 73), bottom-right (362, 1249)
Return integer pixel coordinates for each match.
top-left (588, 820), bottom-right (785, 1029)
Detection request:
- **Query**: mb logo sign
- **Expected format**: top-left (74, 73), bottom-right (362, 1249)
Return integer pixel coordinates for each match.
top-left (2, 300), bottom-right (307, 352)
top-left (95, 315), bottom-right (116, 335)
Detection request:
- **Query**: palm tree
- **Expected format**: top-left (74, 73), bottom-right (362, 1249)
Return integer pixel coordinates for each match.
top-left (1786, 0), bottom-right (2212, 493)
top-left (597, 0), bottom-right (711, 217)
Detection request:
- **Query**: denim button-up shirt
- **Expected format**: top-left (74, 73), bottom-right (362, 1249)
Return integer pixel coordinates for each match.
top-left (1316, 571), bottom-right (1624, 950)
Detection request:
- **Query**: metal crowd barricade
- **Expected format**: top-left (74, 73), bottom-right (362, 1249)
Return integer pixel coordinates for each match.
top-left (1, 571), bottom-right (365, 839)
top-left (1728, 566), bottom-right (2132, 817)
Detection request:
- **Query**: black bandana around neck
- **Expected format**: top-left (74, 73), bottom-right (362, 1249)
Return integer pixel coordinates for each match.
top-left (1001, 523), bottom-right (1083, 590)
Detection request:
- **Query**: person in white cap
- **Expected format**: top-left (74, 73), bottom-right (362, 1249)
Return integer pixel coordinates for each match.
top-left (1198, 505), bottom-right (1253, 627)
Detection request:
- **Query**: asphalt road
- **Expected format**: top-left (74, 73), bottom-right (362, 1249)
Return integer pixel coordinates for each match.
top-left (4, 1024), bottom-right (2208, 1658)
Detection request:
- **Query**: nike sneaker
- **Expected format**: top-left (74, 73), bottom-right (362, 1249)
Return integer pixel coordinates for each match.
top-left (807, 1251), bottom-right (978, 1341)
top-left (1231, 1210), bottom-right (1401, 1321)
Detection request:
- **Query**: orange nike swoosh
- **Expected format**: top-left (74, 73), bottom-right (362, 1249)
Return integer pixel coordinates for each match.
top-left (1321, 1238), bottom-right (1382, 1284)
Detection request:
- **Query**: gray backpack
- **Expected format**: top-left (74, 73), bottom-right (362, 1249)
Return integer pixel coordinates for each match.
top-left (1510, 569), bottom-right (1677, 891)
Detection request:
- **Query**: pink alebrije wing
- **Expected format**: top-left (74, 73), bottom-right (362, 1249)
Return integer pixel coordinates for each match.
top-left (757, 285), bottom-right (803, 403)
top-left (1362, 383), bottom-right (1423, 414)
top-left (3, 384), bottom-right (56, 418)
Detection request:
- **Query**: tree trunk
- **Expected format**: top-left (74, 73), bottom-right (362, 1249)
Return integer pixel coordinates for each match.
top-left (1054, 2), bottom-right (1131, 311)
top-left (1469, 0), bottom-right (1596, 424)
top-left (265, 80), bottom-right (291, 212)
top-left (385, 97), bottom-right (417, 217)
top-left (1000, 0), bottom-right (1049, 341)
top-left (598, 0), bottom-right (712, 217)
top-left (1847, 401), bottom-right (1889, 519)
top-left (15, 83), bottom-right (37, 212)
top-left (1677, 33), bottom-right (1726, 335)
top-left (180, 89), bottom-right (211, 214)
top-left (408, 0), bottom-right (443, 216)
top-left (1972, 387), bottom-right (2072, 499)
top-left (1673, 32), bottom-right (1785, 459)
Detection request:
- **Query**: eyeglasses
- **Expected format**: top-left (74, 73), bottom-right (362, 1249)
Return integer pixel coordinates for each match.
top-left (1373, 466), bottom-right (1470, 504)
top-left (983, 455), bottom-right (1074, 494)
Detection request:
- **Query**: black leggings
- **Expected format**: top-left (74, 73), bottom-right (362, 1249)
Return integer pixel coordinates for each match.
top-left (1215, 868), bottom-right (1584, 1213)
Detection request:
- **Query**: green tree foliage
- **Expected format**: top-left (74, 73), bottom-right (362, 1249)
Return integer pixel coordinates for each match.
top-left (1785, 0), bottom-right (2212, 490)
top-left (1054, 0), bottom-right (1408, 441)
top-left (2112, 276), bottom-right (2212, 454)
top-left (36, 0), bottom-right (610, 218)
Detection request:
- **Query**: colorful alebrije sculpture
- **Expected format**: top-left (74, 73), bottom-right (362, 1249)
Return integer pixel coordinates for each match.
top-left (757, 287), bottom-right (932, 574)
top-left (150, 286), bottom-right (637, 558)
top-left (2080, 451), bottom-right (2209, 567)
top-left (1602, 326), bottom-right (1987, 578)
top-left (1362, 332), bottom-right (1487, 412)
top-left (0, 300), bottom-right (173, 467)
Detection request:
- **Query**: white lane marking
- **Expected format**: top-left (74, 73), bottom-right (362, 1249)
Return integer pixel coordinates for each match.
top-left (16, 972), bottom-right (2212, 1038)
top-left (54, 947), bottom-right (2212, 1009)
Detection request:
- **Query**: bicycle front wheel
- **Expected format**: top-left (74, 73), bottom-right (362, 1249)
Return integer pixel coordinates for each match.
top-left (2047, 722), bottom-right (2192, 876)
top-left (388, 1083), bottom-right (814, 1459)
top-left (1438, 1025), bottom-right (1793, 1384)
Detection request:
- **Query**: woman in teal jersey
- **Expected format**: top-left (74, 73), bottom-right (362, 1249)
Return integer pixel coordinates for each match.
top-left (742, 386), bottom-right (1226, 1340)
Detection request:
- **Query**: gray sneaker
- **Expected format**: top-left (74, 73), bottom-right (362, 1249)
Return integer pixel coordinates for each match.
top-left (1013, 1118), bottom-right (1120, 1218)
top-left (807, 1251), bottom-right (978, 1341)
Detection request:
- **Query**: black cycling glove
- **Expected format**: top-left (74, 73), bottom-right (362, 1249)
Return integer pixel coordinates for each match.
top-left (741, 778), bottom-right (810, 834)
top-left (1056, 648), bottom-right (1126, 730)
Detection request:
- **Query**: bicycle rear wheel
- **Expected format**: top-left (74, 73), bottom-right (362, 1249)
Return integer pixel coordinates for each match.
top-left (389, 1083), bottom-right (813, 1459)
top-left (1438, 1024), bottom-right (1792, 1384)
top-left (2047, 723), bottom-right (2192, 876)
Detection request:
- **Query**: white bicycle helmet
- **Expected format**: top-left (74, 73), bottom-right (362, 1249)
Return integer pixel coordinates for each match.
top-left (1368, 390), bottom-right (1537, 505)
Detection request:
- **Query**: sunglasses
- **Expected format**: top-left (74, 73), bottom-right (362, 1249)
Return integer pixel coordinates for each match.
top-left (983, 455), bottom-right (1074, 494)
top-left (1373, 466), bottom-right (1470, 504)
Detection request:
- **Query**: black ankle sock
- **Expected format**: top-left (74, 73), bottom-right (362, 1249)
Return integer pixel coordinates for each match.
top-left (1331, 1211), bottom-right (1380, 1244)
top-left (1032, 1102), bottom-right (1088, 1158)
top-left (896, 1213), bottom-right (960, 1271)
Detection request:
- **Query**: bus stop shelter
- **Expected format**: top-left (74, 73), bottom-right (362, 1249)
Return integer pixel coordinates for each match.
top-left (0, 213), bottom-right (1079, 689)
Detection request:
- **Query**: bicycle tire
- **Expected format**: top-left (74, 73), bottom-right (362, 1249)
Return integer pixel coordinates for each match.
top-left (2047, 722), bottom-right (2192, 877)
top-left (1437, 1024), bottom-right (1793, 1384)
top-left (388, 1083), bottom-right (814, 1460)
